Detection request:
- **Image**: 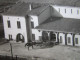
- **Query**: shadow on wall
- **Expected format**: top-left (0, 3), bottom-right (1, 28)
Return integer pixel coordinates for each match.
top-left (51, 6), bottom-right (63, 17)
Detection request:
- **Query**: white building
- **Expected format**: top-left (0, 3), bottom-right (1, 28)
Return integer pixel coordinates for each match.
top-left (2, 0), bottom-right (80, 46)
top-left (2, 2), bottom-right (32, 43)
top-left (29, 5), bottom-right (80, 46)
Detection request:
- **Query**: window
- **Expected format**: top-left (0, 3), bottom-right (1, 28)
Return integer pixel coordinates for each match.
top-left (31, 21), bottom-right (34, 28)
top-left (17, 21), bottom-right (21, 28)
top-left (68, 37), bottom-right (71, 43)
top-left (75, 38), bottom-right (78, 44)
top-left (7, 20), bottom-right (11, 28)
top-left (71, 9), bottom-right (72, 14)
top-left (60, 36), bottom-right (62, 43)
top-left (65, 9), bottom-right (66, 13)
top-left (77, 10), bottom-right (79, 14)
top-left (59, 8), bottom-right (60, 12)
top-left (32, 34), bottom-right (35, 40)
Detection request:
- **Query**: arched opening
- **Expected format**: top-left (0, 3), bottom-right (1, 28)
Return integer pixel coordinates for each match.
top-left (50, 32), bottom-right (56, 41)
top-left (16, 33), bottom-right (24, 43)
top-left (42, 31), bottom-right (48, 42)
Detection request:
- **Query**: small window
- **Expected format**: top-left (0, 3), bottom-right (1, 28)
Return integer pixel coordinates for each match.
top-left (17, 21), bottom-right (21, 28)
top-left (65, 9), bottom-right (66, 13)
top-left (31, 21), bottom-right (34, 28)
top-left (59, 8), bottom-right (60, 12)
top-left (71, 9), bottom-right (72, 14)
top-left (7, 20), bottom-right (11, 28)
top-left (68, 37), bottom-right (71, 43)
top-left (75, 38), bottom-right (78, 44)
top-left (77, 10), bottom-right (79, 14)
top-left (60, 36), bottom-right (62, 43)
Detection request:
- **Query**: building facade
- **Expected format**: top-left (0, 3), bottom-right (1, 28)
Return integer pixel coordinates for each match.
top-left (2, 1), bottom-right (80, 46)
top-left (29, 5), bottom-right (80, 46)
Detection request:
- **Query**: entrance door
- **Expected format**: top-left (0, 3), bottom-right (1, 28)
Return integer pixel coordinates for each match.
top-left (16, 33), bottom-right (24, 42)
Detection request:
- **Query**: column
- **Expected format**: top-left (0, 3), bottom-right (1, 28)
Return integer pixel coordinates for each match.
top-left (56, 32), bottom-right (59, 43)
top-left (72, 33), bottom-right (75, 46)
top-left (65, 33), bottom-right (67, 45)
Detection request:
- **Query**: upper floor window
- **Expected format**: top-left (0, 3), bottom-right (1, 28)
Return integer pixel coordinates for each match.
top-left (77, 10), bottom-right (79, 14)
top-left (7, 20), bottom-right (11, 28)
top-left (17, 21), bottom-right (21, 29)
top-left (71, 9), bottom-right (72, 14)
top-left (31, 21), bottom-right (34, 28)
top-left (58, 8), bottom-right (60, 12)
top-left (65, 9), bottom-right (66, 13)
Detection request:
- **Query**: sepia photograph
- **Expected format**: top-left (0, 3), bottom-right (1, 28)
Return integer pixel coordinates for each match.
top-left (0, 0), bottom-right (80, 60)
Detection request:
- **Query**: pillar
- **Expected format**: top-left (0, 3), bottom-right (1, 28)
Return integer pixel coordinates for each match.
top-left (65, 33), bottom-right (67, 45)
top-left (72, 33), bottom-right (75, 46)
top-left (56, 32), bottom-right (59, 43)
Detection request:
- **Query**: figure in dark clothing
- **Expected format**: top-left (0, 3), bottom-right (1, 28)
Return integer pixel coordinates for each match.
top-left (25, 42), bottom-right (34, 50)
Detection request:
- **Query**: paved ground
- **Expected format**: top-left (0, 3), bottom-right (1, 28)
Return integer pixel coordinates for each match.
top-left (0, 41), bottom-right (80, 60)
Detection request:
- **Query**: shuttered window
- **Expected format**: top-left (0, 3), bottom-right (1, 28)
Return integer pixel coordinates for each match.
top-left (7, 20), bottom-right (11, 28)
top-left (17, 21), bottom-right (21, 29)
top-left (31, 21), bottom-right (34, 28)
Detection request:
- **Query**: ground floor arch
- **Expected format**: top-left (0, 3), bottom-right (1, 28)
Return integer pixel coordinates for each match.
top-left (16, 33), bottom-right (24, 42)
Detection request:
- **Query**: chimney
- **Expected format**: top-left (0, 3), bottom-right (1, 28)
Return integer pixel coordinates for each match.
top-left (29, 4), bottom-right (32, 11)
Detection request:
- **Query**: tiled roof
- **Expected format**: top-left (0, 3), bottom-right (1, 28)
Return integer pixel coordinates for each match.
top-left (36, 17), bottom-right (80, 33)
top-left (3, 2), bottom-right (30, 16)
top-left (21, 0), bottom-right (80, 7)
top-left (28, 5), bottom-right (49, 16)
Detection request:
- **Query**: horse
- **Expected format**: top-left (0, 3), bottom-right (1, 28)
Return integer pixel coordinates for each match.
top-left (25, 41), bottom-right (36, 50)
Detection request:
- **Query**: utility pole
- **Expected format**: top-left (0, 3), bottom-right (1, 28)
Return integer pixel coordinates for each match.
top-left (10, 42), bottom-right (13, 60)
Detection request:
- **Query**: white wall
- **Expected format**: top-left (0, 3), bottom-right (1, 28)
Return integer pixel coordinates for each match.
top-left (59, 33), bottom-right (65, 45)
top-left (75, 35), bottom-right (80, 46)
top-left (38, 6), bottom-right (51, 24)
top-left (51, 5), bottom-right (80, 19)
top-left (3, 15), bottom-right (28, 43)
top-left (32, 29), bottom-right (42, 40)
